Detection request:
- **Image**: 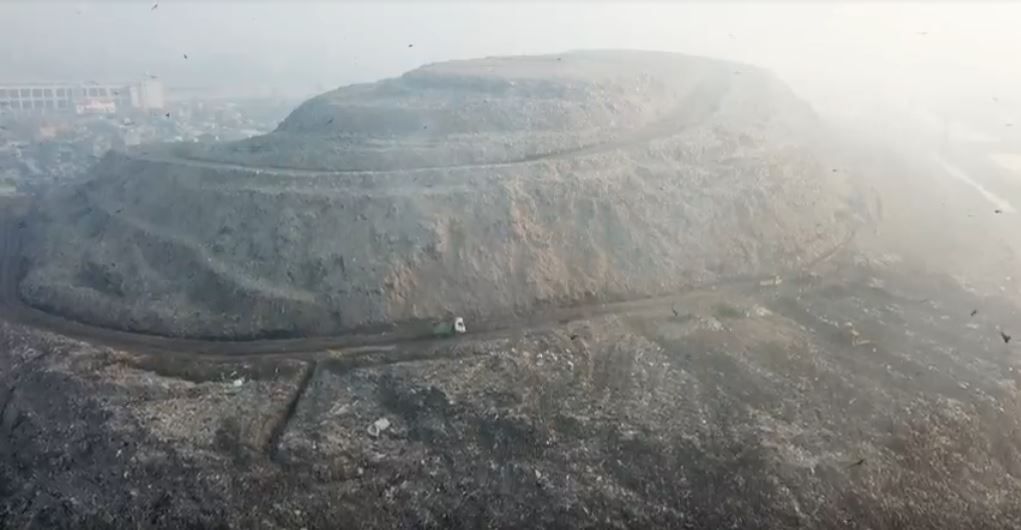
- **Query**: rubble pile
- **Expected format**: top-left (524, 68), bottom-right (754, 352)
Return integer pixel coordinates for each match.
top-left (20, 51), bottom-right (852, 338)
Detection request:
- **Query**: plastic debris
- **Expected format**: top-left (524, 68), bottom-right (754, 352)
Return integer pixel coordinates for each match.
top-left (367, 417), bottom-right (391, 438)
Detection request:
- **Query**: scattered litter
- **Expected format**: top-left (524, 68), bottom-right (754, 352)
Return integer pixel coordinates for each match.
top-left (367, 417), bottom-right (391, 438)
top-left (700, 316), bottom-right (725, 332)
top-left (1001, 331), bottom-right (1012, 344)
top-left (328, 403), bottom-right (350, 416)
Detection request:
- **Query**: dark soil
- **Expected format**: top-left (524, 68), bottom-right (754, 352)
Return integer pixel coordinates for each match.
top-left (3, 257), bottom-right (1021, 529)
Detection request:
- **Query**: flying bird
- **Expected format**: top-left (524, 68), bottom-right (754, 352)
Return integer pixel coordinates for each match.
top-left (165, 112), bottom-right (171, 118)
top-left (847, 458), bottom-right (865, 468)
top-left (151, 1), bottom-right (159, 10)
top-left (970, 309), bottom-right (978, 317)
top-left (183, 53), bottom-right (188, 60)
top-left (1001, 330), bottom-right (1012, 344)
top-left (408, 43), bottom-right (414, 48)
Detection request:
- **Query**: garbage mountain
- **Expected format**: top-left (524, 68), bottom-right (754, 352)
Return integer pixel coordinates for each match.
top-left (21, 50), bottom-right (852, 338)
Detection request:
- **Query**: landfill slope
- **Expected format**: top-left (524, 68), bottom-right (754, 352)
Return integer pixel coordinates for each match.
top-left (21, 50), bottom-right (852, 339)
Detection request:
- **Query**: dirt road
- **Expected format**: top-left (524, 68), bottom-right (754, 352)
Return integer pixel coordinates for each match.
top-left (0, 193), bottom-right (851, 361)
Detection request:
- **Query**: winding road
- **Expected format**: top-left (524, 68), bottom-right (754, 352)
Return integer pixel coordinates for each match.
top-left (0, 190), bottom-right (856, 364)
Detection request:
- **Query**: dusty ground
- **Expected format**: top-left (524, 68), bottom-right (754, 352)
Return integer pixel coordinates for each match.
top-left (4, 253), bottom-right (1021, 529)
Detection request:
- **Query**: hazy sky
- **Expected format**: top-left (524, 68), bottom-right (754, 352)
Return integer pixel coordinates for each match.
top-left (2, 1), bottom-right (1020, 123)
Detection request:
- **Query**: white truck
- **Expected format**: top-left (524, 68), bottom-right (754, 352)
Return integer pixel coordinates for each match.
top-left (431, 317), bottom-right (467, 337)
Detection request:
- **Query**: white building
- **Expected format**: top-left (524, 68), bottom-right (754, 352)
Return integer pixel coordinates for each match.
top-left (0, 80), bottom-right (165, 115)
